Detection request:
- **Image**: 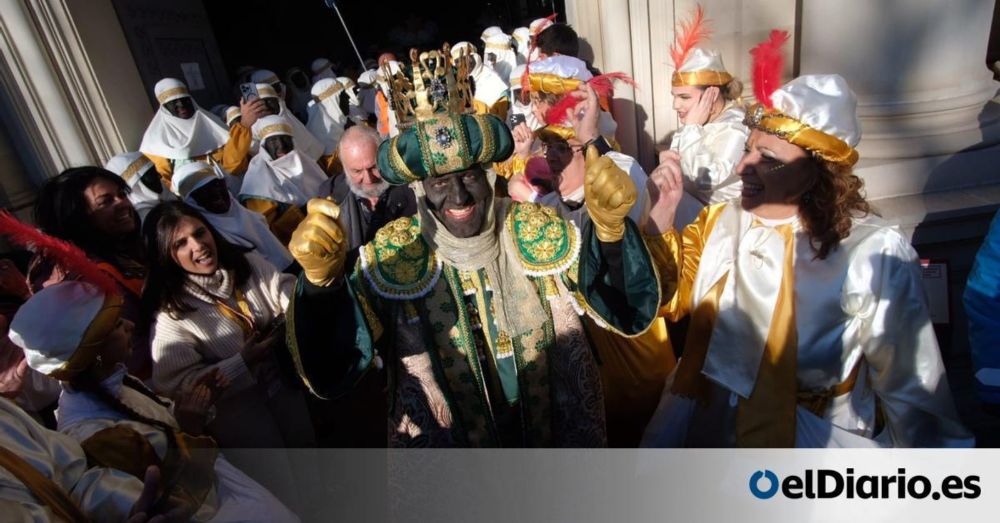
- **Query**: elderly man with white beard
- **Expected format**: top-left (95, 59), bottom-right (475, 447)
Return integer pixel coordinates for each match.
top-left (319, 125), bottom-right (416, 269)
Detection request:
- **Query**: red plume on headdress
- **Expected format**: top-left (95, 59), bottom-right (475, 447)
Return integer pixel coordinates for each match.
top-left (0, 211), bottom-right (120, 296)
top-left (543, 73), bottom-right (638, 126)
top-left (670, 5), bottom-right (711, 70)
top-left (750, 30), bottom-right (789, 109)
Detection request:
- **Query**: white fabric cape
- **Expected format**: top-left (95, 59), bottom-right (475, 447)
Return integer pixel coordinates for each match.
top-left (239, 149), bottom-right (327, 208)
top-left (140, 105), bottom-right (231, 160)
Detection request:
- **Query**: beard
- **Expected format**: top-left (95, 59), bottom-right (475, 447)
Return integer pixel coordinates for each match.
top-left (347, 175), bottom-right (390, 200)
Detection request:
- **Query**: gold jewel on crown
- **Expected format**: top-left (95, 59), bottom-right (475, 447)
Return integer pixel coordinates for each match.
top-left (383, 43), bottom-right (475, 129)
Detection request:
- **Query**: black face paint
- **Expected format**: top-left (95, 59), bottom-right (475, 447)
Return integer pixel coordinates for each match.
top-left (262, 98), bottom-right (281, 116)
top-left (139, 167), bottom-right (163, 194)
top-left (421, 167), bottom-right (491, 239)
top-left (263, 135), bottom-right (295, 159)
top-left (164, 97), bottom-right (195, 119)
top-left (338, 91), bottom-right (350, 117)
top-left (190, 179), bottom-right (231, 214)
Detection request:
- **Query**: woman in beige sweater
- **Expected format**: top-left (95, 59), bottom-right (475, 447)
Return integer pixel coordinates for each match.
top-left (143, 202), bottom-right (316, 507)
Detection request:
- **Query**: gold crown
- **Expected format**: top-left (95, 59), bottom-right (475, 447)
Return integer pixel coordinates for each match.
top-left (383, 44), bottom-right (475, 129)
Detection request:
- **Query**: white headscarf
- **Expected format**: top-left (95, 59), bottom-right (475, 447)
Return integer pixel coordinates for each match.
top-left (241, 116), bottom-right (328, 207)
top-left (105, 152), bottom-right (175, 221)
top-left (512, 27), bottom-right (531, 61)
top-left (357, 69), bottom-right (379, 117)
top-left (139, 78), bottom-right (230, 160)
top-left (173, 162), bottom-right (294, 271)
top-left (508, 65), bottom-right (541, 130)
top-left (255, 83), bottom-right (326, 160)
top-left (452, 42), bottom-right (509, 108)
top-left (310, 58), bottom-right (337, 84)
top-left (337, 76), bottom-right (367, 123)
top-left (482, 33), bottom-right (518, 83)
top-left (306, 79), bottom-right (347, 155)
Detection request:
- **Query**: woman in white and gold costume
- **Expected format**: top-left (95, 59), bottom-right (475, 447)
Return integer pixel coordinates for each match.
top-left (667, 7), bottom-right (749, 228)
top-left (639, 32), bottom-right (972, 448)
top-left (9, 280), bottom-right (299, 521)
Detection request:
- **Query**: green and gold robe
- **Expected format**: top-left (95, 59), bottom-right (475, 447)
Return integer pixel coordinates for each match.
top-left (288, 201), bottom-right (660, 447)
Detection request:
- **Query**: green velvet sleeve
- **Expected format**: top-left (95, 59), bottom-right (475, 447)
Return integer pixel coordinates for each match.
top-left (570, 218), bottom-right (661, 338)
top-left (286, 265), bottom-right (378, 400)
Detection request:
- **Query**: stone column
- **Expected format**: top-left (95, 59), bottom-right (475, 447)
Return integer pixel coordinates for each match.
top-left (799, 0), bottom-right (1000, 201)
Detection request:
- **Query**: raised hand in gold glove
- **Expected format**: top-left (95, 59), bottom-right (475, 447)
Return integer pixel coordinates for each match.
top-left (289, 198), bottom-right (347, 287)
top-left (584, 146), bottom-right (637, 242)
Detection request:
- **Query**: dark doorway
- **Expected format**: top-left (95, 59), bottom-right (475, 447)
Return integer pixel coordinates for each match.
top-left (202, 0), bottom-right (564, 88)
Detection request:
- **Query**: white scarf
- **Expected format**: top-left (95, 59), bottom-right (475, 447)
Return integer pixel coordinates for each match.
top-left (273, 104), bottom-right (326, 161)
top-left (306, 95), bottom-right (347, 155)
top-left (184, 188), bottom-right (294, 271)
top-left (472, 62), bottom-right (510, 107)
top-left (139, 104), bottom-right (231, 160)
top-left (239, 149), bottom-right (327, 208)
top-left (697, 204), bottom-right (798, 399)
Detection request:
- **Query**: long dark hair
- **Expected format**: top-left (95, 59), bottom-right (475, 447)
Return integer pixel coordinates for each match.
top-left (142, 201), bottom-right (252, 317)
top-left (34, 166), bottom-right (142, 264)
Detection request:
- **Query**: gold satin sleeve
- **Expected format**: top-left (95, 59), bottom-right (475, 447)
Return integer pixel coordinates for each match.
top-left (642, 203), bottom-right (725, 321)
top-left (244, 199), bottom-right (305, 245)
top-left (493, 154), bottom-right (528, 180)
top-left (145, 153), bottom-right (174, 187)
top-left (213, 123), bottom-right (252, 176)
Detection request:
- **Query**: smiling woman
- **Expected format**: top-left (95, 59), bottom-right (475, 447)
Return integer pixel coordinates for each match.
top-left (141, 201), bottom-right (316, 502)
top-left (31, 166), bottom-right (150, 376)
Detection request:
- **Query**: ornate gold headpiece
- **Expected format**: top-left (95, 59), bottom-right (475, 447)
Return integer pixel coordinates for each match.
top-left (382, 43), bottom-right (475, 129)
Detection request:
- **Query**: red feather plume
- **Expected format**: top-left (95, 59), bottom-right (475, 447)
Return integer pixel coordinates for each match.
top-left (670, 5), bottom-right (711, 70)
top-left (543, 73), bottom-right (638, 126)
top-left (750, 30), bottom-right (789, 109)
top-left (544, 93), bottom-right (580, 126)
top-left (0, 211), bottom-right (120, 296)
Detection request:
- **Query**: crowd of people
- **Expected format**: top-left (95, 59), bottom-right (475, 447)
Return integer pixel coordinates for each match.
top-left (0, 7), bottom-right (988, 521)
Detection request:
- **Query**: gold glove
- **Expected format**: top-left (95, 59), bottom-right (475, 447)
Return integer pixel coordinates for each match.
top-left (584, 146), bottom-right (637, 242)
top-left (288, 198), bottom-right (347, 287)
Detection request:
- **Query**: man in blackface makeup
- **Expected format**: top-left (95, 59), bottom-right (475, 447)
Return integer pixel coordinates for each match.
top-left (285, 45), bottom-right (662, 448)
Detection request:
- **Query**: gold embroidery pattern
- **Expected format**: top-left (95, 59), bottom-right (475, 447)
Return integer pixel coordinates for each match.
top-left (359, 217), bottom-right (442, 300)
top-left (415, 114), bottom-right (472, 176)
top-left (506, 202), bottom-right (581, 277)
top-left (472, 114), bottom-right (496, 164)
top-left (256, 123), bottom-right (293, 140)
top-left (156, 87), bottom-right (189, 104)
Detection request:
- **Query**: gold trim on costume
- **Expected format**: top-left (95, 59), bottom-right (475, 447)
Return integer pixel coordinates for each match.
top-left (536, 125), bottom-right (575, 141)
top-left (387, 135), bottom-right (420, 183)
top-left (259, 74), bottom-right (279, 85)
top-left (49, 294), bottom-right (124, 380)
top-left (257, 84), bottom-right (278, 98)
top-left (156, 87), bottom-right (189, 104)
top-left (744, 104), bottom-right (859, 167)
top-left (484, 42), bottom-right (512, 51)
top-left (528, 73), bottom-right (582, 95)
top-left (473, 114), bottom-right (496, 164)
top-left (257, 123), bottom-right (293, 140)
top-left (177, 168), bottom-right (217, 198)
top-left (120, 156), bottom-right (152, 182)
top-left (671, 70), bottom-right (733, 87)
top-left (315, 83), bottom-right (343, 103)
